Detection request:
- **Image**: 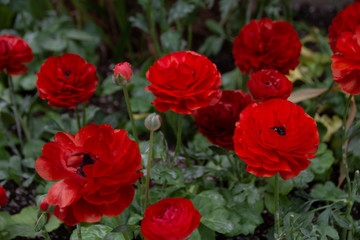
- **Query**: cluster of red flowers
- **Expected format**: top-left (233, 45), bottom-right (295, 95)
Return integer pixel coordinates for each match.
top-left (0, 35), bottom-right (33, 75)
top-left (2, 7), bottom-right (336, 239)
top-left (329, 1), bottom-right (360, 95)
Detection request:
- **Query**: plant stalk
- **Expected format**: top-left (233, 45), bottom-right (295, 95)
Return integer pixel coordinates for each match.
top-left (75, 106), bottom-right (81, 130)
top-left (274, 173), bottom-right (280, 239)
top-left (173, 114), bottom-right (183, 163)
top-left (123, 84), bottom-right (139, 145)
top-left (77, 223), bottom-right (82, 240)
top-left (341, 94), bottom-right (354, 240)
top-left (43, 228), bottom-right (51, 240)
top-left (145, 130), bottom-right (154, 208)
top-left (7, 75), bottom-right (24, 148)
top-left (115, 216), bottom-right (130, 240)
top-left (148, 2), bottom-right (161, 58)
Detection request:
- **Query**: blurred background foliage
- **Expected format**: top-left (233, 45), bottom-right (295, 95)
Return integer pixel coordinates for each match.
top-left (0, 0), bottom-right (359, 239)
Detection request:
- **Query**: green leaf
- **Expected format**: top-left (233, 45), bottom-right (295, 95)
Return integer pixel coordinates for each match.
top-left (192, 190), bottom-right (226, 216)
top-left (110, 225), bottom-right (140, 233)
top-left (168, 1), bottom-right (196, 24)
top-left (331, 211), bottom-right (352, 229)
top-left (201, 207), bottom-right (242, 236)
top-left (102, 232), bottom-right (125, 240)
top-left (34, 212), bottom-right (48, 232)
top-left (198, 35), bottom-right (225, 56)
top-left (198, 223), bottom-right (215, 240)
top-left (40, 34), bottom-right (67, 52)
top-left (310, 143), bottom-right (335, 175)
top-left (160, 31), bottom-right (186, 53)
top-left (266, 175), bottom-right (294, 195)
top-left (219, 0), bottom-right (238, 22)
top-left (291, 169), bottom-right (314, 188)
top-left (19, 74), bottom-right (37, 91)
top-left (205, 19), bottom-right (224, 35)
top-left (310, 181), bottom-right (345, 201)
top-left (129, 13), bottom-right (149, 33)
top-left (233, 183), bottom-right (261, 205)
top-left (187, 229), bottom-right (201, 240)
top-left (23, 139), bottom-right (46, 159)
top-left (1, 206), bottom-right (61, 239)
top-left (66, 29), bottom-right (96, 41)
top-left (208, 145), bottom-right (228, 155)
top-left (70, 224), bottom-right (113, 240)
top-left (316, 208), bottom-right (331, 226)
top-left (101, 75), bottom-right (122, 96)
top-left (316, 225), bottom-right (339, 240)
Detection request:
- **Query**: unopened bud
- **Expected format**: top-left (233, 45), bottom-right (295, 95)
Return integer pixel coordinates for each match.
top-left (113, 62), bottom-right (132, 86)
top-left (0, 185), bottom-right (7, 207)
top-left (145, 113), bottom-right (162, 131)
top-left (40, 197), bottom-right (49, 212)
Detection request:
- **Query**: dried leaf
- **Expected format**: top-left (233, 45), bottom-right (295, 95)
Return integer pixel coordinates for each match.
top-left (345, 96), bottom-right (357, 131)
top-left (288, 88), bottom-right (327, 103)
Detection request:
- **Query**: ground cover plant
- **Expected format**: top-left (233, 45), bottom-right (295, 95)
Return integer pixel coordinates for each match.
top-left (0, 0), bottom-right (360, 239)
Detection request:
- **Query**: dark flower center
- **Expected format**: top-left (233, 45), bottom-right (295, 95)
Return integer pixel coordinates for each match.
top-left (64, 71), bottom-right (71, 78)
top-left (76, 153), bottom-right (96, 177)
top-left (264, 82), bottom-right (272, 85)
top-left (270, 126), bottom-right (286, 136)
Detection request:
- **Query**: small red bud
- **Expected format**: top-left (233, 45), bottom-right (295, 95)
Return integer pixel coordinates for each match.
top-left (0, 185), bottom-right (7, 207)
top-left (40, 197), bottom-right (49, 212)
top-left (114, 62), bottom-right (132, 85)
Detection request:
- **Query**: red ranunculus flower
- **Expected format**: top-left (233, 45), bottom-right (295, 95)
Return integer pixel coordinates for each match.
top-left (328, 1), bottom-right (360, 53)
top-left (36, 53), bottom-right (98, 109)
top-left (331, 26), bottom-right (360, 95)
top-left (145, 51), bottom-right (222, 114)
top-left (35, 123), bottom-right (143, 226)
top-left (247, 69), bottom-right (293, 101)
top-left (0, 185), bottom-right (7, 206)
top-left (0, 35), bottom-right (33, 75)
top-left (232, 18), bottom-right (302, 75)
top-left (141, 198), bottom-right (201, 240)
top-left (193, 90), bottom-right (254, 150)
top-left (233, 99), bottom-right (319, 180)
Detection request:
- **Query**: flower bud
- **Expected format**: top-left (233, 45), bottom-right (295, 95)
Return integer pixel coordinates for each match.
top-left (113, 62), bottom-right (132, 86)
top-left (40, 197), bottom-right (49, 212)
top-left (145, 113), bottom-right (162, 131)
top-left (0, 185), bottom-right (7, 207)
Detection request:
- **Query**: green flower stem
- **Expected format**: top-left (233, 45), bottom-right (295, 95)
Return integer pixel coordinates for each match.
top-left (341, 94), bottom-right (353, 240)
top-left (77, 223), bottom-right (82, 240)
top-left (0, 112), bottom-right (21, 157)
top-left (7, 75), bottom-right (24, 148)
top-left (122, 84), bottom-right (139, 145)
top-left (274, 173), bottom-right (280, 239)
top-left (75, 106), bottom-right (81, 131)
top-left (148, 2), bottom-right (161, 58)
top-left (114, 216), bottom-right (130, 240)
top-left (82, 102), bottom-right (86, 127)
top-left (173, 114), bottom-right (184, 163)
top-left (289, 214), bottom-right (295, 240)
top-left (43, 228), bottom-right (51, 240)
top-left (145, 130), bottom-right (154, 208)
top-left (137, 181), bottom-right (144, 214)
top-left (227, 153), bottom-right (240, 181)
